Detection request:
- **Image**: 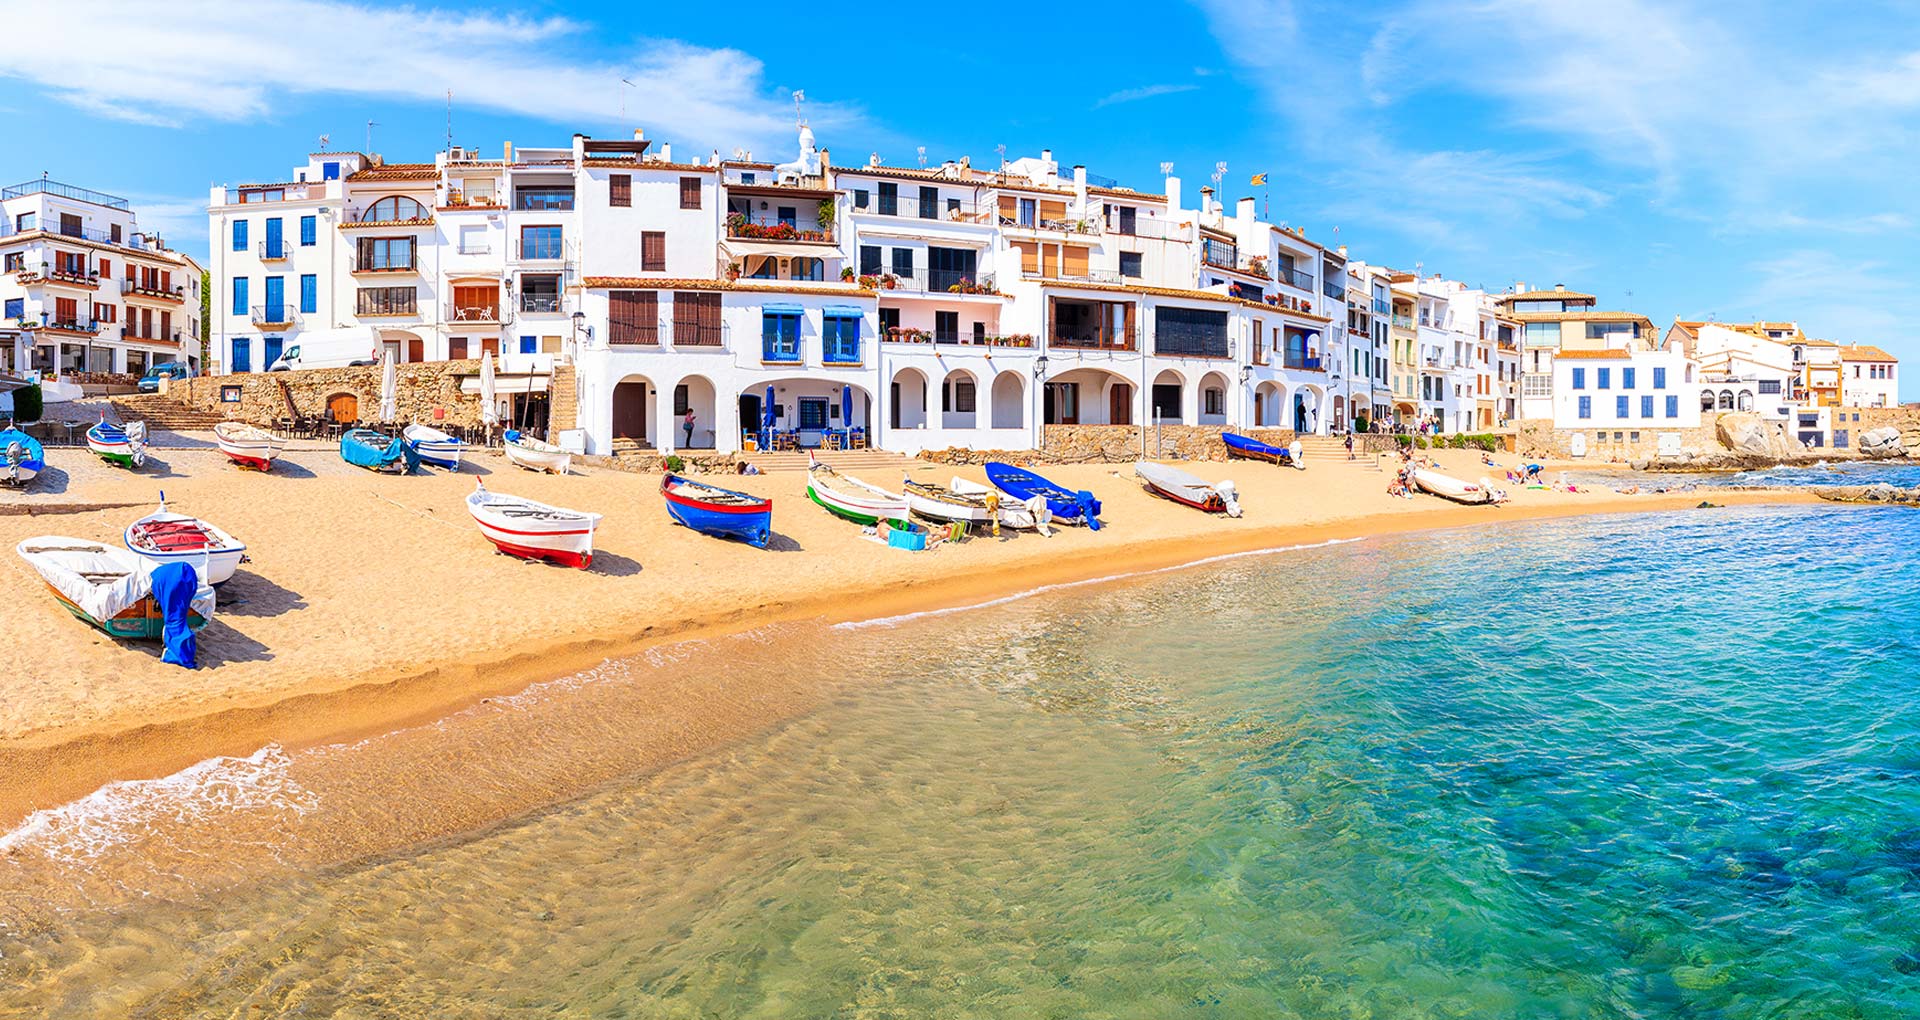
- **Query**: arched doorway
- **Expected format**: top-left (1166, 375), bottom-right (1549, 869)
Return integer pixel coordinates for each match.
top-left (325, 391), bottom-right (359, 424)
top-left (670, 374), bottom-right (718, 449)
top-left (1046, 368), bottom-right (1135, 425)
top-left (1150, 369), bottom-right (1185, 424)
top-left (1700, 391), bottom-right (1715, 411)
top-left (891, 367), bottom-right (929, 429)
top-left (612, 374), bottom-right (653, 444)
top-left (990, 371), bottom-right (1025, 429)
top-left (380, 328), bottom-right (426, 363)
top-left (1198, 371), bottom-right (1230, 426)
top-left (1718, 390), bottom-right (1734, 410)
top-left (1254, 381), bottom-right (1286, 426)
top-left (1737, 390), bottom-right (1754, 412)
top-left (940, 368), bottom-right (980, 429)
top-left (1293, 386), bottom-right (1324, 433)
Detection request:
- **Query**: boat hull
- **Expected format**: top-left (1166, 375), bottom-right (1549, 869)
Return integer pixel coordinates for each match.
top-left (214, 424), bottom-right (283, 471)
top-left (125, 517), bottom-right (246, 586)
top-left (403, 425), bottom-right (465, 470)
top-left (466, 487), bottom-right (599, 569)
top-left (1222, 433), bottom-right (1301, 467)
top-left (45, 582), bottom-right (210, 639)
top-left (341, 430), bottom-right (415, 473)
top-left (503, 431), bottom-right (570, 475)
top-left (662, 477), bottom-right (773, 548)
top-left (807, 483), bottom-right (908, 528)
top-left (983, 462), bottom-right (1101, 528)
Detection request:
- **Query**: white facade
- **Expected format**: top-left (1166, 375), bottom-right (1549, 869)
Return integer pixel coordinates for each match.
top-left (1, 179), bottom-right (202, 379)
top-left (1690, 323), bottom-right (1799, 419)
top-left (1839, 347), bottom-right (1899, 408)
top-left (1551, 349), bottom-right (1702, 431)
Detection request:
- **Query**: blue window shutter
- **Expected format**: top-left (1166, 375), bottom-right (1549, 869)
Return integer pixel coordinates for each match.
top-left (232, 219), bottom-right (248, 251)
top-left (231, 338), bottom-right (251, 373)
top-left (1622, 367), bottom-right (1635, 389)
top-left (1598, 367), bottom-right (1610, 389)
top-left (1572, 368), bottom-right (1584, 390)
top-left (1666, 396), bottom-right (1678, 418)
top-left (300, 215), bottom-right (316, 246)
top-left (1641, 395), bottom-right (1653, 418)
top-left (323, 162), bottom-right (340, 180)
top-left (1653, 367), bottom-right (1666, 389)
top-left (1616, 395), bottom-right (1628, 418)
top-left (520, 336), bottom-right (536, 354)
top-left (1578, 396), bottom-right (1591, 419)
top-left (232, 277), bottom-right (248, 316)
top-left (300, 274), bottom-right (317, 313)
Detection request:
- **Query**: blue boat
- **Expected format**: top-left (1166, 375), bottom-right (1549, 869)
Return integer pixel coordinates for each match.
top-left (0, 424), bottom-right (45, 487)
top-left (340, 428), bottom-right (419, 473)
top-left (1222, 432), bottom-right (1303, 468)
top-left (983, 462), bottom-right (1101, 530)
top-left (661, 473), bottom-right (773, 548)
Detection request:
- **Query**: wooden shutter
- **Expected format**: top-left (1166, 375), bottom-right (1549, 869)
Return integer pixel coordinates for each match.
top-left (407, 337), bottom-right (424, 361)
top-left (1063, 246), bottom-right (1089, 279)
top-left (642, 232), bottom-right (666, 272)
top-left (160, 310), bottom-right (170, 337)
top-left (609, 290), bottom-right (659, 344)
top-left (1039, 199), bottom-right (1067, 223)
top-left (998, 195), bottom-right (1016, 223)
top-left (449, 337), bottom-right (468, 360)
top-left (609, 174), bottom-right (631, 207)
top-left (673, 291), bottom-right (721, 345)
top-left (55, 297), bottom-right (76, 323)
top-left (1014, 242), bottom-right (1037, 274)
top-left (680, 177), bottom-right (702, 209)
top-left (1039, 246), bottom-right (1056, 279)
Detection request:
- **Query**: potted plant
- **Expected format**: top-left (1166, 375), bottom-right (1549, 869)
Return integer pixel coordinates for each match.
top-left (725, 263), bottom-right (741, 282)
top-left (841, 266), bottom-right (856, 282)
top-left (880, 274), bottom-right (899, 290)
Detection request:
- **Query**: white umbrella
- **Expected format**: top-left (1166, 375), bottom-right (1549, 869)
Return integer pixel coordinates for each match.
top-left (378, 350), bottom-right (398, 424)
top-left (479, 351), bottom-right (500, 436)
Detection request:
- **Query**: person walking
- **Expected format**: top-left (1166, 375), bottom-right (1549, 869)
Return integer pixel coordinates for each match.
top-left (682, 408), bottom-right (696, 448)
top-left (1344, 432), bottom-right (1355, 461)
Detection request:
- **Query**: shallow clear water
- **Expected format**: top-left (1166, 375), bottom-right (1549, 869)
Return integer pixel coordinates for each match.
top-left (1571, 460), bottom-right (1920, 489)
top-left (5, 505), bottom-right (1920, 1018)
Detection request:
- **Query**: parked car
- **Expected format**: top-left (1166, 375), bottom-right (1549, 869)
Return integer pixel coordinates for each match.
top-left (137, 361), bottom-right (195, 393)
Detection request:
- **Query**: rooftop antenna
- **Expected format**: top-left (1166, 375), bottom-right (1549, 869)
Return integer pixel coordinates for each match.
top-left (916, 146), bottom-right (927, 168)
top-left (317, 133), bottom-right (330, 151)
top-left (1212, 161), bottom-right (1226, 188)
top-left (792, 89), bottom-right (807, 126)
top-left (1159, 161), bottom-right (1174, 178)
top-left (445, 89), bottom-right (453, 152)
top-left (620, 78), bottom-right (635, 123)
top-left (366, 120), bottom-right (378, 154)
top-left (996, 144), bottom-right (1008, 172)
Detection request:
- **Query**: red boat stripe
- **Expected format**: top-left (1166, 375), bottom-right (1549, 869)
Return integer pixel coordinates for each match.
top-left (470, 514), bottom-right (594, 537)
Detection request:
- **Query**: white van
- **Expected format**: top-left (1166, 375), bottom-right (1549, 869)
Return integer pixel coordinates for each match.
top-left (268, 326), bottom-right (383, 371)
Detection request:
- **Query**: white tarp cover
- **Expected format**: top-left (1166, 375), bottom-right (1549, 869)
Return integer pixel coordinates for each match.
top-left (16, 538), bottom-right (215, 625)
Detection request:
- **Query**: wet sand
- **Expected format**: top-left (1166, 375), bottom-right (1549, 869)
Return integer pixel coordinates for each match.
top-left (0, 442), bottom-right (1818, 827)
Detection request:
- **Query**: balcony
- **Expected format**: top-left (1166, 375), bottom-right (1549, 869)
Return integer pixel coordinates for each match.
top-left (856, 196), bottom-right (993, 225)
top-left (251, 305), bottom-right (299, 328)
top-left (1278, 266), bottom-right (1315, 291)
top-left (123, 281), bottom-right (186, 305)
top-left (21, 265), bottom-right (102, 290)
top-left (2, 178), bottom-right (129, 210)
top-left (1049, 330), bottom-right (1135, 352)
top-left (352, 258), bottom-right (416, 275)
top-left (1323, 279), bottom-right (1344, 300)
top-left (1201, 247), bottom-right (1269, 280)
top-left (762, 339), bottom-right (802, 363)
top-left (725, 216), bottom-right (835, 244)
top-left (867, 269), bottom-right (1001, 296)
top-left (450, 304), bottom-right (501, 324)
top-left (519, 294), bottom-right (563, 315)
top-left (339, 215), bottom-right (434, 231)
top-left (1000, 213), bottom-right (1102, 236)
top-left (823, 338), bottom-right (863, 365)
top-left (512, 237), bottom-right (568, 262)
top-left (883, 328), bottom-right (1035, 349)
top-left (39, 318), bottom-right (101, 337)
top-left (1284, 355), bottom-right (1325, 372)
top-left (258, 241), bottom-right (291, 262)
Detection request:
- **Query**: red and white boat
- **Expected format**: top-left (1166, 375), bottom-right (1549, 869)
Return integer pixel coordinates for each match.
top-left (214, 421), bottom-right (285, 471)
top-left (1134, 461), bottom-right (1241, 517)
top-left (465, 480), bottom-right (602, 569)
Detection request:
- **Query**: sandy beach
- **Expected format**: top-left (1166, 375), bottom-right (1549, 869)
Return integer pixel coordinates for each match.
top-left (0, 441), bottom-right (1818, 825)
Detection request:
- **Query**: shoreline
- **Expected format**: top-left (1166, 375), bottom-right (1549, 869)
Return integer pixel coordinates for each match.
top-left (0, 486), bottom-right (1820, 830)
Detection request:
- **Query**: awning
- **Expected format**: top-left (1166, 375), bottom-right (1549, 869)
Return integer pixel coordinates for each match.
top-left (822, 305), bottom-right (866, 317)
top-left (459, 374), bottom-right (549, 395)
top-left (761, 303), bottom-right (804, 315)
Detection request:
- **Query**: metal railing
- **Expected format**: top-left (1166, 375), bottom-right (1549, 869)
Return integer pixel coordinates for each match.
top-left (1000, 213), bottom-right (1102, 235)
top-left (823, 338), bottom-right (863, 364)
top-left (353, 257), bottom-right (416, 273)
top-left (41, 318), bottom-right (101, 334)
top-left (726, 217), bottom-right (835, 243)
top-left (1323, 279), bottom-right (1344, 300)
top-left (519, 295), bottom-right (562, 314)
top-left (1280, 266), bottom-right (1315, 290)
top-left (762, 338), bottom-right (802, 362)
top-left (258, 241), bottom-right (291, 260)
top-left (1022, 267), bottom-right (1123, 285)
top-left (250, 305), bottom-right (298, 325)
top-left (458, 243), bottom-right (491, 255)
top-left (356, 293), bottom-right (418, 316)
top-left (450, 305), bottom-right (500, 323)
top-left (1048, 327), bottom-right (1136, 352)
top-left (3, 179), bottom-right (130, 209)
top-left (1283, 355), bottom-right (1324, 371)
top-left (852, 195), bottom-right (993, 224)
top-left (513, 237), bottom-right (567, 261)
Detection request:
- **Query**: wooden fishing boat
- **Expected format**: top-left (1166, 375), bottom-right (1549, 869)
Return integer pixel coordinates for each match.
top-left (402, 423), bottom-right (466, 471)
top-left (0, 425), bottom-right (45, 487)
top-left (86, 417), bottom-right (146, 469)
top-left (503, 429), bottom-right (570, 475)
top-left (983, 462), bottom-right (1100, 529)
top-left (213, 421), bottom-right (284, 471)
top-left (1222, 432), bottom-right (1304, 468)
top-left (806, 453), bottom-right (910, 528)
top-left (465, 481), bottom-right (601, 568)
top-left (661, 473), bottom-right (773, 548)
top-left (1409, 468), bottom-right (1505, 505)
top-left (340, 428), bottom-right (418, 473)
top-left (905, 477), bottom-right (1052, 536)
top-left (16, 537), bottom-right (215, 641)
top-left (124, 492), bottom-right (248, 586)
top-left (1134, 461), bottom-right (1241, 517)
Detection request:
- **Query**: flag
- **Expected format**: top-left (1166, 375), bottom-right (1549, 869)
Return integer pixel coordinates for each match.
top-left (1250, 172), bottom-right (1268, 187)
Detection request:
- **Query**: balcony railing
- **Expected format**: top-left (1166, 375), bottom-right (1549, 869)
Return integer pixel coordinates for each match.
top-left (520, 295), bottom-right (563, 314)
top-left (41, 318), bottom-right (101, 335)
top-left (608, 319), bottom-right (730, 347)
top-left (1283, 356), bottom-right (1324, 371)
top-left (458, 243), bottom-right (491, 255)
top-left (854, 196), bottom-right (993, 224)
top-left (1392, 315), bottom-right (1414, 329)
top-left (1277, 266), bottom-right (1314, 291)
top-left (1048, 329), bottom-right (1136, 352)
top-left (450, 305), bottom-right (500, 323)
top-left (513, 237), bottom-right (567, 261)
top-left (353, 258), bottom-right (416, 273)
top-left (823, 339), bottom-right (862, 364)
top-left (1323, 279), bottom-right (1344, 300)
top-left (726, 216), bottom-right (835, 243)
top-left (1023, 267), bottom-right (1124, 286)
top-left (2, 179), bottom-right (129, 210)
top-left (762, 338), bottom-right (802, 362)
top-left (258, 241), bottom-right (291, 261)
top-left (1000, 213), bottom-right (1102, 236)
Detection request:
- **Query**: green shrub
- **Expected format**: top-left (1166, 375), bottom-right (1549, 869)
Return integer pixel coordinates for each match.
top-left (11, 383), bottom-right (42, 423)
top-left (1395, 434), bottom-right (1413, 448)
top-left (662, 454), bottom-right (686, 473)
top-left (1354, 416), bottom-right (1371, 433)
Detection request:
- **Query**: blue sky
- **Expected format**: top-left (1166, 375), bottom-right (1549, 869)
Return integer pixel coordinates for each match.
top-left (4, 0), bottom-right (1915, 396)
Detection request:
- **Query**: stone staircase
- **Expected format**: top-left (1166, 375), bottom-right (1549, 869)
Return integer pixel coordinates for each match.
top-left (746, 448), bottom-right (915, 474)
top-left (1295, 435), bottom-right (1387, 470)
top-left (108, 394), bottom-right (227, 430)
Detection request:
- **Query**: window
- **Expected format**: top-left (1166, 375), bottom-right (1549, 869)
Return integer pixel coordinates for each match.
top-left (609, 291), bottom-right (659, 344)
top-left (355, 286), bottom-right (416, 316)
top-left (679, 177), bottom-right (702, 210)
top-left (823, 314), bottom-right (861, 363)
top-left (1571, 367), bottom-right (1585, 390)
top-left (878, 307), bottom-right (899, 333)
top-left (918, 186), bottom-right (937, 219)
top-left (673, 291), bottom-right (722, 345)
top-left (762, 311), bottom-right (801, 361)
top-left (357, 236), bottom-right (415, 271)
top-left (1641, 395), bottom-right (1654, 418)
top-left (853, 189), bottom-right (868, 209)
top-left (1585, 321), bottom-right (1637, 340)
top-left (299, 275), bottom-right (317, 314)
top-left (877, 182), bottom-right (898, 215)
top-left (1666, 396), bottom-right (1679, 418)
top-left (606, 174), bottom-right (631, 207)
top-left (232, 277), bottom-right (248, 316)
top-left (364, 196), bottom-right (427, 222)
top-left (1758, 379), bottom-right (1782, 395)
top-left (1616, 395), bottom-right (1629, 418)
top-left (1652, 366), bottom-right (1666, 390)
top-left (2, 253), bottom-right (18, 272)
top-left (448, 337), bottom-right (468, 360)
top-left (1578, 395), bottom-right (1591, 419)
top-left (892, 249), bottom-right (913, 278)
top-left (1621, 367), bottom-right (1635, 389)
top-left (1118, 206), bottom-right (1137, 235)
top-left (231, 219), bottom-right (248, 251)
top-left (231, 337), bottom-right (251, 373)
top-left (946, 378), bottom-right (976, 413)
top-left (519, 275), bottom-right (561, 314)
top-left (322, 161), bottom-right (341, 181)
top-left (2, 298), bottom-right (19, 319)
top-left (1204, 388), bottom-right (1224, 416)
top-left (519, 225), bottom-right (563, 260)
top-left (1155, 307), bottom-right (1231, 359)
top-left (514, 186), bottom-right (575, 211)
top-left (1524, 322), bottom-right (1559, 346)
top-left (15, 212), bottom-right (34, 232)
top-left (1597, 367), bottom-right (1610, 389)
top-left (859, 246), bottom-right (881, 276)
top-left (927, 246), bottom-right (976, 291)
top-left (934, 311), bottom-right (959, 343)
top-left (300, 215), bottom-right (316, 246)
top-left (519, 336), bottom-right (538, 354)
top-left (1119, 252), bottom-right (1143, 278)
top-left (642, 232), bottom-right (666, 272)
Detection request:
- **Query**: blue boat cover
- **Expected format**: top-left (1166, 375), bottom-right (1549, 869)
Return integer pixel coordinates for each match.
top-left (151, 561), bottom-right (199, 669)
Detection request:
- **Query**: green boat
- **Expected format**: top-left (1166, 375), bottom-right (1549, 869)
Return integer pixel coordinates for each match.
top-left (806, 455), bottom-right (911, 528)
top-left (86, 418), bottom-right (147, 468)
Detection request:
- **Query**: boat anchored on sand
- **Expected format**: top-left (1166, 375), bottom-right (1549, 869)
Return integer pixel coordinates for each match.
top-left (87, 417), bottom-right (146, 469)
top-left (903, 477), bottom-right (1053, 536)
top-left (340, 428), bottom-right (419, 473)
top-left (213, 421), bottom-right (285, 471)
top-left (661, 473), bottom-right (773, 548)
top-left (807, 453), bottom-right (910, 528)
top-left (504, 429), bottom-right (571, 475)
top-left (983, 462), bottom-right (1101, 529)
top-left (124, 492), bottom-right (249, 586)
top-left (1409, 467), bottom-right (1506, 505)
top-left (0, 423), bottom-right (45, 487)
top-left (17, 537), bottom-right (215, 659)
top-left (403, 423), bottom-right (466, 471)
top-left (1135, 461), bottom-right (1241, 517)
top-left (466, 481), bottom-right (602, 568)
top-left (1222, 432), bottom-right (1304, 469)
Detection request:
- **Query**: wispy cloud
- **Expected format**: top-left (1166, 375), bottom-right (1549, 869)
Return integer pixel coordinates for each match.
top-left (0, 0), bottom-right (851, 156)
top-left (1095, 83), bottom-right (1200, 108)
top-left (1733, 250), bottom-right (1907, 343)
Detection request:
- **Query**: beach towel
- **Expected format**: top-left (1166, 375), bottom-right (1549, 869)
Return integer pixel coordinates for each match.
top-left (151, 561), bottom-right (199, 669)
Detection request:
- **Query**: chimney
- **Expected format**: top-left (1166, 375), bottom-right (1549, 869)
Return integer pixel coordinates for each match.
top-left (960, 155), bottom-right (970, 170)
top-left (1514, 281), bottom-right (1527, 293)
top-left (1337, 245), bottom-right (1347, 257)
top-left (869, 152), bottom-right (881, 167)
top-left (1554, 283), bottom-right (1565, 292)
top-left (1236, 196), bottom-right (1255, 228)
top-left (819, 147), bottom-right (831, 174)
top-left (504, 142), bottom-right (514, 163)
top-left (1165, 175), bottom-right (1182, 215)
top-left (660, 142), bottom-right (672, 163)
top-left (633, 128), bottom-right (645, 141)
top-left (1041, 148), bottom-right (1053, 165)
top-left (1073, 165), bottom-right (1087, 209)
top-left (1199, 185), bottom-right (1216, 218)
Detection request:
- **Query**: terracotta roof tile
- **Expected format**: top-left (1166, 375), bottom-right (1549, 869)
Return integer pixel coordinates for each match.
top-left (347, 164), bottom-right (440, 181)
top-left (582, 277), bottom-right (870, 298)
top-left (1839, 344), bottom-right (1898, 362)
top-left (1499, 288), bottom-right (1597, 303)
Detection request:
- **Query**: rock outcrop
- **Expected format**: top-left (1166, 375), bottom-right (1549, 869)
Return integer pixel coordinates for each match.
top-left (1716, 412), bottom-right (1807, 459)
top-left (1857, 426), bottom-right (1906, 459)
top-left (1815, 483), bottom-right (1920, 505)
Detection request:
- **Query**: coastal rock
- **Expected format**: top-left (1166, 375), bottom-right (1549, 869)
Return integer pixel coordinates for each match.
top-left (1857, 427), bottom-right (1906, 459)
top-left (1716, 413), bottom-right (1806, 459)
top-left (1814, 483), bottom-right (1920, 505)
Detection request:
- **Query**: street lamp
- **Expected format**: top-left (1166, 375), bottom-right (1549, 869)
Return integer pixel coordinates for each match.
top-left (1031, 354), bottom-right (1048, 377)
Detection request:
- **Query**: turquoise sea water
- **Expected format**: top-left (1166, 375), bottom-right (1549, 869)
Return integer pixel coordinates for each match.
top-left (5, 505), bottom-right (1920, 1017)
top-left (1572, 460), bottom-right (1920, 489)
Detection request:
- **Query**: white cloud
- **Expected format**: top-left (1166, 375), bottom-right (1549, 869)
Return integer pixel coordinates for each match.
top-left (1095, 84), bottom-right (1201, 108)
top-left (0, 0), bottom-right (845, 156)
top-left (1735, 250), bottom-right (1910, 351)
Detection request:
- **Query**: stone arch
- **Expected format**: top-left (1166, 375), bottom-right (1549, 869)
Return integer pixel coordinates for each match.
top-left (1197, 370), bottom-right (1231, 426)
top-left (1737, 389), bottom-right (1754, 412)
top-left (1700, 390), bottom-right (1715, 411)
top-left (1045, 366), bottom-right (1137, 426)
top-left (323, 390), bottom-right (362, 424)
top-left (891, 366), bottom-right (930, 429)
top-left (990, 371), bottom-right (1025, 429)
top-left (380, 327), bottom-right (427, 363)
top-left (669, 373), bottom-right (719, 449)
top-left (1718, 389), bottom-right (1734, 411)
top-left (940, 366), bottom-right (982, 429)
top-left (1254, 381), bottom-right (1287, 427)
top-left (1150, 368), bottom-right (1186, 424)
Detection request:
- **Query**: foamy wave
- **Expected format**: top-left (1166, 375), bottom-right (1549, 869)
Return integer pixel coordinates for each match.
top-left (0, 744), bottom-right (318, 863)
top-left (835, 538), bottom-right (1364, 630)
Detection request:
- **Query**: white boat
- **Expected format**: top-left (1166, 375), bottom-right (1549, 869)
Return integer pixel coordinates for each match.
top-left (908, 477), bottom-right (1053, 536)
top-left (403, 423), bottom-right (466, 471)
top-left (1134, 461), bottom-right (1241, 517)
top-left (503, 429), bottom-right (570, 475)
top-left (465, 480), bottom-right (601, 569)
top-left (1409, 468), bottom-right (1506, 505)
top-left (123, 492), bottom-right (249, 585)
top-left (807, 453), bottom-right (910, 527)
top-left (17, 536), bottom-right (216, 642)
top-left (212, 421), bottom-right (285, 471)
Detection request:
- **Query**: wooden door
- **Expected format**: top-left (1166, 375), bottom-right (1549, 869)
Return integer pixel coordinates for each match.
top-left (407, 338), bottom-right (424, 362)
top-left (612, 381), bottom-right (648, 441)
top-left (328, 392), bottom-right (359, 423)
top-left (1109, 383), bottom-right (1132, 426)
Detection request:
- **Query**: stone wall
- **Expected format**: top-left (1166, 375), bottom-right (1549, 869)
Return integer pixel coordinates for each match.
top-left (1515, 417), bottom-right (1724, 463)
top-left (172, 360), bottom-right (491, 427)
top-left (1853, 406), bottom-right (1920, 451)
top-left (921, 425), bottom-right (1301, 465)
